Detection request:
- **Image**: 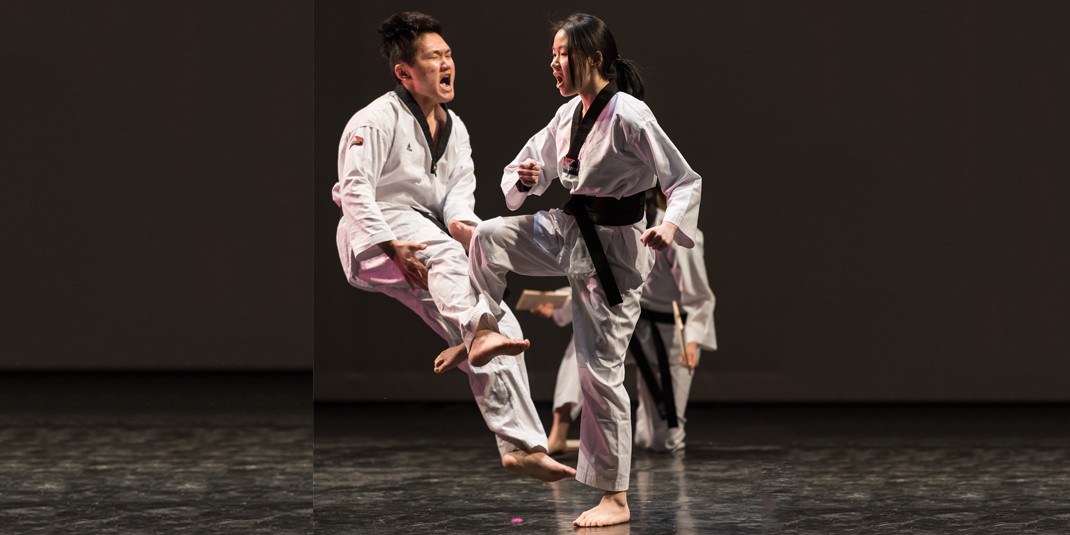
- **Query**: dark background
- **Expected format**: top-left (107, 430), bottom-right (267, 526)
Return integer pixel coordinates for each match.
top-left (0, 1), bottom-right (1064, 399)
top-left (317, 0), bottom-right (1069, 402)
top-left (0, 0), bottom-right (313, 369)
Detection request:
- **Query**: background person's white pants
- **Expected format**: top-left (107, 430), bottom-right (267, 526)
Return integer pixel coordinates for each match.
top-left (552, 320), bottom-right (698, 453)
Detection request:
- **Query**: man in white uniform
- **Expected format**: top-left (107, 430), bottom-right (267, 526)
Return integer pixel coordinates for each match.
top-left (532, 190), bottom-right (718, 454)
top-left (331, 11), bottom-right (574, 482)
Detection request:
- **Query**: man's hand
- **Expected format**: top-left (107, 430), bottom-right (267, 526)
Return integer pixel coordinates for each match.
top-left (378, 240), bottom-right (429, 290)
top-left (681, 341), bottom-right (700, 370)
top-left (518, 159), bottom-right (541, 188)
top-left (528, 302), bottom-right (555, 319)
top-left (640, 221), bottom-right (677, 251)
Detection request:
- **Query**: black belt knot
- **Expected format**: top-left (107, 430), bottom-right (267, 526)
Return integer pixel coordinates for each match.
top-left (563, 192), bottom-right (646, 306)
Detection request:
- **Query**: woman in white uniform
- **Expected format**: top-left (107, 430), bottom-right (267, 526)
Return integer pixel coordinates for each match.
top-left (532, 189), bottom-right (718, 456)
top-left (461, 14), bottom-right (703, 527)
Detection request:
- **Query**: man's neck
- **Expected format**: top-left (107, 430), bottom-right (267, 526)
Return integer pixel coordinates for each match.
top-left (405, 88), bottom-right (440, 122)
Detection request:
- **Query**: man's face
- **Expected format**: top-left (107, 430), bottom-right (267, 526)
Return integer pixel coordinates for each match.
top-left (398, 32), bottom-right (455, 105)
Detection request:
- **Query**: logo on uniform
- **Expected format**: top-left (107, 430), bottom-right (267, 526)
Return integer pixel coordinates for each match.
top-left (406, 143), bottom-right (413, 152)
top-left (561, 157), bottom-right (579, 176)
top-left (350, 134), bottom-right (364, 147)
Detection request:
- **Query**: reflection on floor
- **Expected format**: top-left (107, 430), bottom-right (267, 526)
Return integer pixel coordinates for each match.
top-left (0, 373), bottom-right (311, 534)
top-left (315, 403), bottom-right (1070, 534)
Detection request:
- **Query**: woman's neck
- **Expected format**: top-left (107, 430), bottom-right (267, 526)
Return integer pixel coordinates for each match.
top-left (579, 78), bottom-right (610, 115)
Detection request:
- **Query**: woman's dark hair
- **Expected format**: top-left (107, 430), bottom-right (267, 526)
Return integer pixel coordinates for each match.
top-left (553, 13), bottom-right (645, 99)
top-left (378, 12), bottom-right (443, 80)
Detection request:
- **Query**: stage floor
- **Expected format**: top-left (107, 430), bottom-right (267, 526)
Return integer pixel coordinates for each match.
top-left (0, 373), bottom-right (311, 534)
top-left (316, 403), bottom-right (1070, 534)
top-left (4, 373), bottom-right (1067, 534)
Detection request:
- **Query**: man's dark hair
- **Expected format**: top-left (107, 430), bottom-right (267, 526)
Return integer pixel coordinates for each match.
top-left (378, 12), bottom-right (443, 81)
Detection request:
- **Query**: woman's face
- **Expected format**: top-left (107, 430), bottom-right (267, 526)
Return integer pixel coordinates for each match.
top-left (550, 29), bottom-right (581, 97)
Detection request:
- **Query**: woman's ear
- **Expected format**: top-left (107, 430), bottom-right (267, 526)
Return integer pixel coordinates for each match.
top-left (591, 51), bottom-right (604, 70)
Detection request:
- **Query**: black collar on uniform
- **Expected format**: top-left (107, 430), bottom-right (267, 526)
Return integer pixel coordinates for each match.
top-left (566, 82), bottom-right (618, 160)
top-left (395, 85), bottom-right (453, 174)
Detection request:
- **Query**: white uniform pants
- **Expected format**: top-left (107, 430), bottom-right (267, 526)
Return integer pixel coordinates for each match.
top-left (553, 319), bottom-right (698, 453)
top-left (552, 338), bottom-right (583, 421)
top-left (631, 319), bottom-right (696, 453)
top-left (466, 209), bottom-right (652, 491)
top-left (340, 209), bottom-right (547, 456)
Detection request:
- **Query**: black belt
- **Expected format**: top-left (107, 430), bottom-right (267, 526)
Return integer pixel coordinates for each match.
top-left (628, 320), bottom-right (679, 428)
top-left (562, 193), bottom-right (645, 307)
top-left (640, 308), bottom-right (687, 325)
top-left (412, 207), bottom-right (448, 235)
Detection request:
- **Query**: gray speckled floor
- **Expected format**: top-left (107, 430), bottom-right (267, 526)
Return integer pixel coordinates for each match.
top-left (5, 375), bottom-right (1067, 534)
top-left (0, 373), bottom-right (311, 534)
top-left (315, 404), bottom-right (1070, 534)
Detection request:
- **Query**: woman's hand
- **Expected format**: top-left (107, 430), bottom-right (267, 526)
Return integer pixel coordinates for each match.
top-left (640, 221), bottom-right (677, 251)
top-left (518, 159), bottom-right (541, 187)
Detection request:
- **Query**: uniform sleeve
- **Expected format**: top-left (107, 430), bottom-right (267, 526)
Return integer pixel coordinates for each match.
top-left (333, 125), bottom-right (395, 260)
top-left (441, 123), bottom-right (481, 226)
top-left (502, 115), bottom-right (561, 210)
top-left (676, 231), bottom-right (717, 351)
top-left (631, 119), bottom-right (702, 248)
top-left (551, 287), bottom-right (573, 327)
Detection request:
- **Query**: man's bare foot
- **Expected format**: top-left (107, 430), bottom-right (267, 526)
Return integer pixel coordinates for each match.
top-left (501, 450), bottom-right (576, 482)
top-left (574, 491), bottom-right (630, 527)
top-left (447, 220), bottom-right (475, 253)
top-left (433, 343), bottom-right (467, 374)
top-left (468, 328), bottom-right (529, 367)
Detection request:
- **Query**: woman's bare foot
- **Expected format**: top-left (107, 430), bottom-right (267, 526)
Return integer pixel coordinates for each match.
top-left (574, 491), bottom-right (630, 527)
top-left (501, 450), bottom-right (576, 482)
top-left (468, 328), bottom-right (529, 367)
top-left (447, 220), bottom-right (475, 253)
top-left (433, 343), bottom-right (467, 374)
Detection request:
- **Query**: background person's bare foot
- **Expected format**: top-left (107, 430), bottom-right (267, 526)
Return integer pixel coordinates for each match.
top-left (447, 220), bottom-right (475, 253)
top-left (433, 343), bottom-right (467, 374)
top-left (501, 450), bottom-right (576, 482)
top-left (547, 405), bottom-right (572, 455)
top-left (468, 329), bottom-right (529, 367)
top-left (574, 491), bottom-right (630, 527)
top-left (547, 435), bottom-right (568, 456)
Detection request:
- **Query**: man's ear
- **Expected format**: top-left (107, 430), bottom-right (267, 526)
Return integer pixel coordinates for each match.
top-left (394, 63), bottom-right (410, 79)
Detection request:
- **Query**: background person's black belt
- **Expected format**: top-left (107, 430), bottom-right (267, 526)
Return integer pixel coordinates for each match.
top-left (630, 307), bottom-right (688, 428)
top-left (562, 192), bottom-right (645, 307)
top-left (640, 308), bottom-right (688, 325)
